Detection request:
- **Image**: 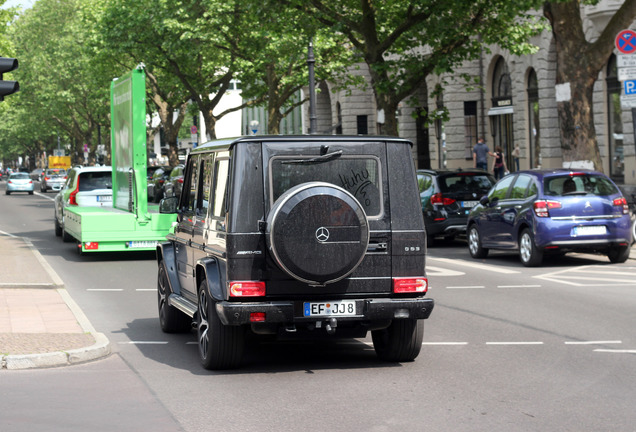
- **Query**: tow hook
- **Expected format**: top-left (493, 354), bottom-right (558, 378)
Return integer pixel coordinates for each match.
top-left (325, 318), bottom-right (338, 335)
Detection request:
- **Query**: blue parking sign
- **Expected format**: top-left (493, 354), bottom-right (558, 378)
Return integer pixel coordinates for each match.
top-left (624, 80), bottom-right (636, 95)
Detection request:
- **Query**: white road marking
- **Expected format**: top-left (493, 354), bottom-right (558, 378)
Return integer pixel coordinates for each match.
top-left (426, 265), bottom-right (465, 276)
top-left (119, 341), bottom-right (169, 345)
top-left (486, 341), bottom-right (544, 345)
top-left (445, 285), bottom-right (485, 289)
top-left (565, 340), bottom-right (622, 345)
top-left (87, 288), bottom-right (124, 291)
top-left (428, 257), bottom-right (520, 274)
top-left (594, 349), bottom-right (636, 354)
top-left (136, 288), bottom-right (157, 291)
top-left (422, 342), bottom-right (468, 346)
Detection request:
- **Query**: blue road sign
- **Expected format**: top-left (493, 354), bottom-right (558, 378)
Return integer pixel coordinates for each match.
top-left (624, 80), bottom-right (636, 95)
top-left (616, 30), bottom-right (636, 54)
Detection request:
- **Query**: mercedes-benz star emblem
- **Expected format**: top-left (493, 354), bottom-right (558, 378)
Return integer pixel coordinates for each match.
top-left (315, 226), bottom-right (330, 242)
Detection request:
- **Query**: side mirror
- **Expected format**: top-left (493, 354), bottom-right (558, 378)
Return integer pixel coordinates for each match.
top-left (159, 196), bottom-right (179, 214)
top-left (479, 195), bottom-right (490, 206)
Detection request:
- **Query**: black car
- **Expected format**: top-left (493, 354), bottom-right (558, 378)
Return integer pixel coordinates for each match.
top-left (417, 169), bottom-right (496, 245)
top-left (163, 164), bottom-right (184, 200)
top-left (156, 136), bottom-right (434, 370)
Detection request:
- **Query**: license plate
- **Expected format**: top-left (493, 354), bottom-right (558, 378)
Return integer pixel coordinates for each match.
top-left (461, 200), bottom-right (478, 208)
top-left (97, 195), bottom-right (112, 202)
top-left (303, 300), bottom-right (356, 317)
top-left (572, 225), bottom-right (607, 236)
top-left (126, 240), bottom-right (157, 248)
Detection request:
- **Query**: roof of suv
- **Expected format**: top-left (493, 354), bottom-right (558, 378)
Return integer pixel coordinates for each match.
top-left (192, 135), bottom-right (414, 154)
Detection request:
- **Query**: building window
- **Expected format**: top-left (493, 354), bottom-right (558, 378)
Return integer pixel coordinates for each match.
top-left (527, 69), bottom-right (540, 168)
top-left (357, 115), bottom-right (368, 135)
top-left (464, 101), bottom-right (478, 159)
top-left (490, 57), bottom-right (514, 170)
top-left (606, 55), bottom-right (624, 180)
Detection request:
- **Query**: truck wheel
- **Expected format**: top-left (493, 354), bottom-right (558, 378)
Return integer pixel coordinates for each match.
top-left (62, 225), bottom-right (74, 243)
top-left (54, 218), bottom-right (62, 237)
top-left (519, 228), bottom-right (543, 267)
top-left (266, 182), bottom-right (369, 285)
top-left (372, 319), bottom-right (424, 362)
top-left (197, 279), bottom-right (244, 370)
top-left (157, 261), bottom-right (191, 333)
top-left (608, 245), bottom-right (630, 264)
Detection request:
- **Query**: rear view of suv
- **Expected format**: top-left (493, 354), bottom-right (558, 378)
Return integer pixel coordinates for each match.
top-left (156, 136), bottom-right (434, 369)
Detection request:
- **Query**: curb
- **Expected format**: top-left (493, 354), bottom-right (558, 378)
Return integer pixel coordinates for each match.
top-left (1, 238), bottom-right (111, 370)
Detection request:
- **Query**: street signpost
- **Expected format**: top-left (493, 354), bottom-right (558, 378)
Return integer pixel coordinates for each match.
top-left (616, 29), bottom-right (636, 55)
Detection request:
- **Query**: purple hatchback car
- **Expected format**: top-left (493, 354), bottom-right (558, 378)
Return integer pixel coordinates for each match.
top-left (467, 169), bottom-right (632, 266)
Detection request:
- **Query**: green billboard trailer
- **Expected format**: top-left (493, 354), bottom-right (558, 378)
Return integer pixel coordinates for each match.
top-left (64, 67), bottom-right (176, 253)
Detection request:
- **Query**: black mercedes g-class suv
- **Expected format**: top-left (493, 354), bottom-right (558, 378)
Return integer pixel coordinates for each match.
top-left (156, 135), bottom-right (434, 369)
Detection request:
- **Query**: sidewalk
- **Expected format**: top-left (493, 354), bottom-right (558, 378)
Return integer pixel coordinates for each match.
top-left (0, 235), bottom-right (110, 370)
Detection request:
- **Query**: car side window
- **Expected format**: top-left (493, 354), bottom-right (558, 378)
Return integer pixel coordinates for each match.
top-left (200, 154), bottom-right (214, 217)
top-left (488, 175), bottom-right (515, 202)
top-left (510, 174), bottom-right (532, 199)
top-left (183, 156), bottom-right (200, 215)
top-left (211, 157), bottom-right (229, 219)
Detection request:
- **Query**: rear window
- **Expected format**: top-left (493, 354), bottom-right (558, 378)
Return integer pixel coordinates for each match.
top-left (270, 156), bottom-right (382, 217)
top-left (544, 174), bottom-right (619, 196)
top-left (78, 171), bottom-right (112, 191)
top-left (438, 173), bottom-right (494, 194)
top-left (11, 173), bottom-right (29, 180)
top-left (46, 169), bottom-right (65, 175)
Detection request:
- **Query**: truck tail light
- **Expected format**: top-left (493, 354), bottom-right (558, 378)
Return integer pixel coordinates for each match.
top-left (430, 193), bottom-right (455, 206)
top-left (533, 200), bottom-right (561, 217)
top-left (393, 277), bottom-right (428, 294)
top-left (613, 197), bottom-right (629, 214)
top-left (250, 312), bottom-right (266, 322)
top-left (82, 242), bottom-right (99, 250)
top-left (229, 281), bottom-right (266, 297)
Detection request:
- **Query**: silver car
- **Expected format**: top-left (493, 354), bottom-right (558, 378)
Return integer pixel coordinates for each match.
top-left (6, 172), bottom-right (34, 195)
top-left (41, 168), bottom-right (67, 192)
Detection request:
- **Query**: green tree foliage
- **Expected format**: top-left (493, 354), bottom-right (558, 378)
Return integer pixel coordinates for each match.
top-left (544, 0), bottom-right (636, 171)
top-left (288, 0), bottom-right (544, 136)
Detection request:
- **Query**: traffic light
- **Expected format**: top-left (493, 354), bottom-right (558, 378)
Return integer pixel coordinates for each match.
top-left (0, 57), bottom-right (19, 101)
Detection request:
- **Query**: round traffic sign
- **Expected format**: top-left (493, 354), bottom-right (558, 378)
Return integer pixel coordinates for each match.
top-left (190, 125), bottom-right (197, 135)
top-left (616, 29), bottom-right (636, 54)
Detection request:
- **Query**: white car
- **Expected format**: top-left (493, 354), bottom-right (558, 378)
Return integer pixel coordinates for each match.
top-left (54, 166), bottom-right (113, 241)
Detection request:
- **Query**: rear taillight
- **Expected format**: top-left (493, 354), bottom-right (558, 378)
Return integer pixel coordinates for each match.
top-left (44, 177), bottom-right (50, 181)
top-left (229, 281), bottom-right (266, 297)
top-left (177, 178), bottom-right (184, 184)
top-left (533, 200), bottom-right (561, 217)
top-left (613, 197), bottom-right (629, 214)
top-left (69, 177), bottom-right (80, 205)
top-left (82, 242), bottom-right (98, 250)
top-left (250, 312), bottom-right (266, 322)
top-left (430, 193), bottom-right (455, 206)
top-left (393, 277), bottom-right (428, 294)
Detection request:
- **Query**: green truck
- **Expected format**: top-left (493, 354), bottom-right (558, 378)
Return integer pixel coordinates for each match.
top-left (64, 67), bottom-right (176, 253)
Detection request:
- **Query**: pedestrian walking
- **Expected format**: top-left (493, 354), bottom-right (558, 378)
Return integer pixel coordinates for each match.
top-left (472, 137), bottom-right (493, 171)
top-left (512, 144), bottom-right (520, 171)
top-left (492, 146), bottom-right (507, 180)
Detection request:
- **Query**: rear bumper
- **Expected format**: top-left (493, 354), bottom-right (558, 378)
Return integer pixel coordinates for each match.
top-left (216, 297), bottom-right (435, 326)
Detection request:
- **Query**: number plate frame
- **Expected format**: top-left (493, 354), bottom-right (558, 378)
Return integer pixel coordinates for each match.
top-left (303, 300), bottom-right (357, 317)
top-left (460, 200), bottom-right (478, 208)
top-left (126, 240), bottom-right (158, 249)
top-left (572, 225), bottom-right (607, 236)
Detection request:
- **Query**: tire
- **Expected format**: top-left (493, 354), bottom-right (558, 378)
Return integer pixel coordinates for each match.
top-left (519, 228), bottom-right (543, 267)
top-left (157, 261), bottom-right (191, 333)
top-left (372, 319), bottom-right (424, 362)
top-left (467, 225), bottom-right (488, 259)
top-left (5, 191), bottom-right (9, 195)
top-left (266, 182), bottom-right (369, 285)
top-left (62, 225), bottom-right (74, 243)
top-left (631, 218), bottom-right (636, 245)
top-left (28, 191), bottom-right (33, 195)
top-left (197, 279), bottom-right (244, 370)
top-left (608, 245), bottom-right (630, 264)
top-left (54, 218), bottom-right (62, 237)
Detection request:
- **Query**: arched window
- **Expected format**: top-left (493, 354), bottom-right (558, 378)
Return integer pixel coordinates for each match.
top-left (527, 69), bottom-right (540, 168)
top-left (606, 54), bottom-right (623, 180)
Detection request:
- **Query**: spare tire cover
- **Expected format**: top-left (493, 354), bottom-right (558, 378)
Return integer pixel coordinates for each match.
top-left (266, 182), bottom-right (369, 285)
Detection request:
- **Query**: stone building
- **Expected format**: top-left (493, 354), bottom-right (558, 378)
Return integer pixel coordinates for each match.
top-left (306, 1), bottom-right (635, 190)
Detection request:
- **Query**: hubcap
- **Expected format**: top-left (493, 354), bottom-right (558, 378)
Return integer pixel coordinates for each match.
top-left (520, 233), bottom-right (531, 262)
top-left (158, 266), bottom-right (167, 322)
top-left (468, 228), bottom-right (479, 255)
top-left (198, 289), bottom-right (209, 360)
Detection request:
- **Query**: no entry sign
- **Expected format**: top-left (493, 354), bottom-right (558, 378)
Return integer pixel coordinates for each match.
top-left (616, 29), bottom-right (636, 54)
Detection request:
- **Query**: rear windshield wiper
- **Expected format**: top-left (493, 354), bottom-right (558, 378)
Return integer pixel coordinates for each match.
top-left (281, 150), bottom-right (343, 165)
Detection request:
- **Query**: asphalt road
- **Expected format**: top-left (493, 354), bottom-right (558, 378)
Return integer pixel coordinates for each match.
top-left (2, 184), bottom-right (636, 432)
